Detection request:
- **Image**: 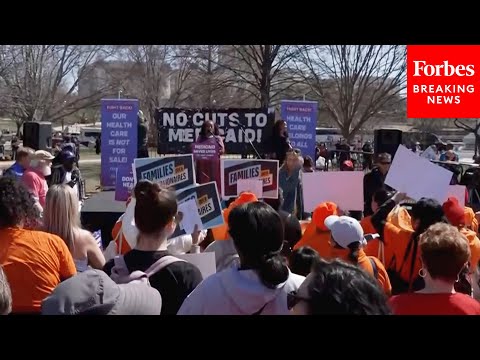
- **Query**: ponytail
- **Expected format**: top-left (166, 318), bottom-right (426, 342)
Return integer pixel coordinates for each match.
top-left (347, 242), bottom-right (361, 264)
top-left (257, 251), bottom-right (289, 289)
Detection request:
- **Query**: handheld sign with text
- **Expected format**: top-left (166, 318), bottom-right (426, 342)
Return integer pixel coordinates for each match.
top-left (170, 181), bottom-right (224, 239)
top-left (237, 179), bottom-right (263, 199)
top-left (133, 155), bottom-right (196, 191)
top-left (192, 137), bottom-right (220, 161)
top-left (115, 166), bottom-right (134, 201)
top-left (101, 99), bottom-right (138, 187)
top-left (221, 159), bottom-right (279, 199)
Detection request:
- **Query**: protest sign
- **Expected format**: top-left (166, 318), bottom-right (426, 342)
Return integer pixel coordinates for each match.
top-left (101, 99), bottom-right (138, 187)
top-left (444, 185), bottom-right (466, 208)
top-left (175, 253), bottom-right (216, 279)
top-left (177, 199), bottom-right (203, 234)
top-left (237, 179), bottom-right (263, 199)
top-left (133, 155), bottom-right (195, 191)
top-left (221, 159), bottom-right (279, 199)
top-left (281, 100), bottom-right (317, 161)
top-left (385, 145), bottom-right (453, 203)
top-left (115, 166), bottom-right (134, 201)
top-left (156, 108), bottom-right (274, 155)
top-left (192, 137), bottom-right (220, 161)
top-left (171, 182), bottom-right (224, 238)
top-left (302, 171), bottom-right (364, 212)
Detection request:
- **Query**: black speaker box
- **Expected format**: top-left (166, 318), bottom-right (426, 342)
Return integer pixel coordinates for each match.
top-left (23, 122), bottom-right (52, 151)
top-left (374, 129), bottom-right (402, 159)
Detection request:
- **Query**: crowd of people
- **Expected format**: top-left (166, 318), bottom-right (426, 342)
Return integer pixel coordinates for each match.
top-left (1, 117), bottom-right (480, 315)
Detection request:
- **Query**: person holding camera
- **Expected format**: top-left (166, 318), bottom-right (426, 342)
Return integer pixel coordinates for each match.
top-left (49, 150), bottom-right (84, 205)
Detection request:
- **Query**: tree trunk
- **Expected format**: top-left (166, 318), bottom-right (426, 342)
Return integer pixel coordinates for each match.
top-left (476, 133), bottom-right (480, 159)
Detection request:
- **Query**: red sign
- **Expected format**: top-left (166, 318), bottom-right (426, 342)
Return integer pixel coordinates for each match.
top-left (407, 45), bottom-right (480, 118)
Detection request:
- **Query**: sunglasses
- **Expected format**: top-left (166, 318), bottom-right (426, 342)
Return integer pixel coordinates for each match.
top-left (287, 291), bottom-right (310, 310)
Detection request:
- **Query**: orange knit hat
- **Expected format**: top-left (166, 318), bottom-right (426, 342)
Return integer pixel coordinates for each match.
top-left (223, 192), bottom-right (259, 224)
top-left (312, 202), bottom-right (338, 231)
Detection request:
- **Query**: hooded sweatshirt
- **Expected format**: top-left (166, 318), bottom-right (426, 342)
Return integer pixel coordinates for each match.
top-left (178, 266), bottom-right (305, 315)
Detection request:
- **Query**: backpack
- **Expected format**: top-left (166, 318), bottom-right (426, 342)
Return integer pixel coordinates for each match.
top-left (369, 257), bottom-right (378, 280)
top-left (110, 254), bottom-right (186, 285)
top-left (386, 235), bottom-right (425, 295)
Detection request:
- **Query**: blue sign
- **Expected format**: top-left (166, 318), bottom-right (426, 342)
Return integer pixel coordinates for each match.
top-left (101, 99), bottom-right (139, 187)
top-left (280, 100), bottom-right (318, 162)
top-left (115, 165), bottom-right (134, 201)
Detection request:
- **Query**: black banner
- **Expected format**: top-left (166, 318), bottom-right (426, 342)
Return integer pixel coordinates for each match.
top-left (155, 108), bottom-right (275, 155)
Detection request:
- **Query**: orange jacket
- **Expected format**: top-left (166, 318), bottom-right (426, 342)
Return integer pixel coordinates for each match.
top-left (293, 202), bottom-right (338, 259)
top-left (331, 247), bottom-right (391, 295)
top-left (460, 227), bottom-right (480, 271)
top-left (464, 207), bottom-right (479, 233)
top-left (294, 224), bottom-right (332, 259)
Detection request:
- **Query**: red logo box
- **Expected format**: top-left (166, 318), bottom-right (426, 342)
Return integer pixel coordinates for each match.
top-left (407, 45), bottom-right (480, 118)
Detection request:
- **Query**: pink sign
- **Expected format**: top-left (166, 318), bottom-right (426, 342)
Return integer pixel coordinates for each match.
top-left (192, 138), bottom-right (220, 161)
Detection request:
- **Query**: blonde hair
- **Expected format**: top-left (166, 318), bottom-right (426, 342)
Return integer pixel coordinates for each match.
top-left (43, 185), bottom-right (81, 251)
top-left (0, 266), bottom-right (12, 315)
top-left (281, 150), bottom-right (301, 171)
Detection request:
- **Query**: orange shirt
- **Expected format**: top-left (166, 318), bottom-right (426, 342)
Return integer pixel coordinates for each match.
top-left (459, 227), bottom-right (480, 272)
top-left (330, 248), bottom-right (391, 295)
top-left (360, 216), bottom-right (390, 265)
top-left (383, 222), bottom-right (418, 284)
top-left (293, 222), bottom-right (332, 259)
top-left (360, 216), bottom-right (376, 235)
top-left (0, 227), bottom-right (76, 313)
top-left (465, 207), bottom-right (478, 233)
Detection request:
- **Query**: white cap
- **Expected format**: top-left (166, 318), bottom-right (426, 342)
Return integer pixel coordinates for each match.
top-left (324, 215), bottom-right (365, 249)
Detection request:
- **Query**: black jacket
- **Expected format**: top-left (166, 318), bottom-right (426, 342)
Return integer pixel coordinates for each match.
top-left (363, 167), bottom-right (392, 216)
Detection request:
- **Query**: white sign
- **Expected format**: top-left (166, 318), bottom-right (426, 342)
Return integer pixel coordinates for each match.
top-left (177, 199), bottom-right (203, 234)
top-left (444, 185), bottom-right (466, 208)
top-left (175, 252), bottom-right (216, 280)
top-left (302, 171), bottom-right (364, 212)
top-left (385, 145), bottom-right (453, 203)
top-left (237, 179), bottom-right (263, 199)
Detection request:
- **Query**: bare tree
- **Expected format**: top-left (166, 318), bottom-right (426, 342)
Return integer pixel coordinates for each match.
top-left (296, 45), bottom-right (407, 140)
top-left (454, 118), bottom-right (480, 155)
top-left (126, 45), bottom-right (172, 124)
top-left (218, 45), bottom-right (301, 107)
top-left (0, 45), bottom-right (119, 134)
top-left (410, 118), bottom-right (453, 133)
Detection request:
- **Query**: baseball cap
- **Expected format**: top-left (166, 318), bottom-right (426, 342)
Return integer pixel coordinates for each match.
top-left (61, 150), bottom-right (75, 161)
top-left (34, 150), bottom-right (55, 161)
top-left (324, 215), bottom-right (365, 249)
top-left (41, 269), bottom-right (162, 315)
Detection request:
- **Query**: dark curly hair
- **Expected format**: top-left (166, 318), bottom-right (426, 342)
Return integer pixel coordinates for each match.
top-left (0, 177), bottom-right (39, 228)
top-left (307, 259), bottom-right (391, 315)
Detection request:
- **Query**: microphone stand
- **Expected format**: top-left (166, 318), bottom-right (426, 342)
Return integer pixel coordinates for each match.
top-left (230, 120), bottom-right (263, 159)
